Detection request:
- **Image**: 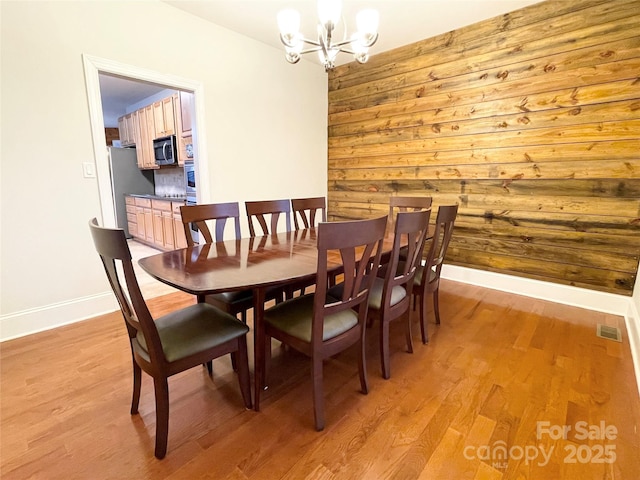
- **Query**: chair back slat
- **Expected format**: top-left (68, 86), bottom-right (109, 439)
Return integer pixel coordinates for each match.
top-left (291, 197), bottom-right (326, 230)
top-left (180, 202), bottom-right (242, 245)
top-left (245, 199), bottom-right (291, 237)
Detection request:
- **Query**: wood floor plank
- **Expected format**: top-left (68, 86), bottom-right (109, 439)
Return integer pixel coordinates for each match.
top-left (1, 283), bottom-right (639, 479)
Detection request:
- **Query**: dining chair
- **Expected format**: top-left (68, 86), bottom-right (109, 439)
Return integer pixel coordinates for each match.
top-left (180, 202), bottom-right (254, 324)
top-left (262, 215), bottom-right (388, 431)
top-left (245, 199), bottom-right (292, 237)
top-left (412, 204), bottom-right (459, 344)
top-left (291, 196), bottom-right (326, 230)
top-left (287, 197), bottom-right (328, 298)
top-left (88, 218), bottom-right (252, 459)
top-left (389, 196), bottom-right (432, 260)
top-left (328, 209), bottom-right (430, 378)
top-left (364, 209), bottom-right (431, 379)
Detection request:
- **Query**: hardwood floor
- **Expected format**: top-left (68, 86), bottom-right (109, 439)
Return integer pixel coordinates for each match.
top-left (1, 280), bottom-right (639, 479)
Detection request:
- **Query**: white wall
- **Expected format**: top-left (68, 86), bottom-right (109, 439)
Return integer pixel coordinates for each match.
top-left (0, 0), bottom-right (327, 339)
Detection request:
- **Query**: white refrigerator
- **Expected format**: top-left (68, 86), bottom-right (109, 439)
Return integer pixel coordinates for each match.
top-left (108, 146), bottom-right (155, 238)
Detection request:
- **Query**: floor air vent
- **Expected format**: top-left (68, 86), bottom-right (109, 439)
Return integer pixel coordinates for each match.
top-left (596, 324), bottom-right (622, 342)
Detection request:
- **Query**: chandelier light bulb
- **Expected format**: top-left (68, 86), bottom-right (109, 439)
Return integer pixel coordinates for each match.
top-left (356, 9), bottom-right (379, 47)
top-left (277, 8), bottom-right (301, 46)
top-left (317, 0), bottom-right (342, 28)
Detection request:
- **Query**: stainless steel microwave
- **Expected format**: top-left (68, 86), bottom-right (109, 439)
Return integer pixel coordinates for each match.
top-left (153, 135), bottom-right (178, 166)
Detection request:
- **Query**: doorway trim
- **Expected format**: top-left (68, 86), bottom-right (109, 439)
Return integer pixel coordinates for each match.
top-left (82, 53), bottom-right (210, 228)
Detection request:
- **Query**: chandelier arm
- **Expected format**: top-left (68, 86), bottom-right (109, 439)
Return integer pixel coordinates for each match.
top-left (300, 38), bottom-right (322, 47)
top-left (300, 46), bottom-right (323, 54)
top-left (331, 39), bottom-right (357, 49)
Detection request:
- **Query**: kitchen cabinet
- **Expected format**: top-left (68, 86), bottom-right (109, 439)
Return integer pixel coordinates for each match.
top-left (136, 105), bottom-right (157, 169)
top-left (125, 196), bottom-right (137, 237)
top-left (173, 202), bottom-right (188, 248)
top-left (175, 92), bottom-right (193, 165)
top-left (152, 199), bottom-right (172, 249)
top-left (133, 196), bottom-right (152, 242)
top-left (120, 91), bottom-right (192, 170)
top-left (128, 196), bottom-right (186, 251)
top-left (178, 91), bottom-right (193, 137)
top-left (153, 96), bottom-right (176, 139)
top-left (117, 113), bottom-right (136, 146)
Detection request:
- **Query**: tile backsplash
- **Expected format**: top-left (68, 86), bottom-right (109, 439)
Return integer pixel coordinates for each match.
top-left (154, 167), bottom-right (185, 196)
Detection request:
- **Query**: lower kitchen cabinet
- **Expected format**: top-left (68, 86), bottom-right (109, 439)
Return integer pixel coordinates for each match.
top-left (127, 195), bottom-right (185, 251)
top-left (173, 202), bottom-right (188, 248)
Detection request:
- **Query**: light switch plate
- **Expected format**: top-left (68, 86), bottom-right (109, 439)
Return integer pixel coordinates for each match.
top-left (83, 162), bottom-right (96, 178)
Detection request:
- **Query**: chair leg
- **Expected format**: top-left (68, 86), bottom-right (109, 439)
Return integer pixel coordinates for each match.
top-left (131, 360), bottom-right (141, 415)
top-left (205, 360), bottom-right (213, 376)
top-left (312, 357), bottom-right (325, 431)
top-left (153, 377), bottom-right (170, 459)
top-left (235, 338), bottom-right (253, 409)
top-left (419, 293), bottom-right (429, 344)
top-left (230, 352), bottom-right (238, 371)
top-left (380, 319), bottom-right (391, 380)
top-left (405, 308), bottom-right (414, 354)
top-left (358, 334), bottom-right (369, 395)
top-left (433, 288), bottom-right (441, 325)
top-left (263, 333), bottom-right (272, 390)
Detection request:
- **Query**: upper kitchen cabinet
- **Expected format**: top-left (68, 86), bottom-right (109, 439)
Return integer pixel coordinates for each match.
top-left (135, 105), bottom-right (157, 170)
top-left (117, 112), bottom-right (136, 146)
top-left (115, 91), bottom-right (194, 169)
top-left (153, 95), bottom-right (176, 139)
top-left (175, 91), bottom-right (194, 164)
top-left (178, 91), bottom-right (193, 138)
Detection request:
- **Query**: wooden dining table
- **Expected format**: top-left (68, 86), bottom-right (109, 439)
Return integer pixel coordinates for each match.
top-left (138, 227), bottom-right (401, 410)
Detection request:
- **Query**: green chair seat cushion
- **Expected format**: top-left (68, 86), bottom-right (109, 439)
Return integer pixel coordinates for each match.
top-left (264, 294), bottom-right (358, 343)
top-left (136, 303), bottom-right (249, 363)
top-left (328, 277), bottom-right (407, 311)
top-left (414, 265), bottom-right (436, 287)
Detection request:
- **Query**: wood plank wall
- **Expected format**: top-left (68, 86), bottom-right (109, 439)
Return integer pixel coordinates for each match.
top-left (327, 0), bottom-right (640, 295)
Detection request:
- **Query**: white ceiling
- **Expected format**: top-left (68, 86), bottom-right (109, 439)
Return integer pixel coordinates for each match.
top-left (100, 0), bottom-right (543, 126)
top-left (165, 0), bottom-right (543, 65)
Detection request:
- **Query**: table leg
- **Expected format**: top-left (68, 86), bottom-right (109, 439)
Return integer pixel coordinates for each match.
top-left (253, 286), bottom-right (266, 411)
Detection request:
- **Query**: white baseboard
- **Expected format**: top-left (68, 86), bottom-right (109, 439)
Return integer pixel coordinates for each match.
top-left (0, 293), bottom-right (118, 342)
top-left (442, 264), bottom-right (639, 398)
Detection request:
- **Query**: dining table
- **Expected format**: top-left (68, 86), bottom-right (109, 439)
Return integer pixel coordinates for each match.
top-left (138, 226), bottom-right (402, 410)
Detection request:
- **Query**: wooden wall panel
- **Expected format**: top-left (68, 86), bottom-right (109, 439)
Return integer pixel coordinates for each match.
top-left (327, 0), bottom-right (640, 295)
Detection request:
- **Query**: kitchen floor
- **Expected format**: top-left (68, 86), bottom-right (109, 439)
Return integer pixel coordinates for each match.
top-left (128, 240), bottom-right (180, 298)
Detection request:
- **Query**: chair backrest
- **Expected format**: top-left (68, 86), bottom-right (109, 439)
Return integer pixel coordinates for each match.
top-left (424, 204), bottom-right (458, 281)
top-left (291, 196), bottom-right (327, 230)
top-left (88, 218), bottom-right (164, 364)
top-left (388, 196), bottom-right (432, 232)
top-left (180, 202), bottom-right (242, 246)
top-left (312, 216), bottom-right (388, 346)
top-left (245, 199), bottom-right (291, 237)
top-left (389, 196), bottom-right (432, 215)
top-left (383, 209), bottom-right (431, 302)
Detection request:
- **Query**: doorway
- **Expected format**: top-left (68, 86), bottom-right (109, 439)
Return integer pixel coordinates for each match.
top-left (83, 55), bottom-right (208, 298)
top-left (82, 54), bottom-right (209, 231)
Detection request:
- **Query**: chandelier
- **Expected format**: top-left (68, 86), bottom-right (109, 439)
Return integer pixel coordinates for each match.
top-left (277, 0), bottom-right (379, 71)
